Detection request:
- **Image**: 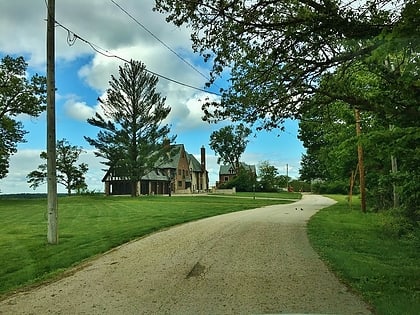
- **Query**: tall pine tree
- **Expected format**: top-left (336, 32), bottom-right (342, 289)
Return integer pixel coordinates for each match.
top-left (85, 60), bottom-right (174, 196)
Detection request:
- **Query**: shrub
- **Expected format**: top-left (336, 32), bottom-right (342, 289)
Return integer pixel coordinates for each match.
top-left (311, 180), bottom-right (350, 194)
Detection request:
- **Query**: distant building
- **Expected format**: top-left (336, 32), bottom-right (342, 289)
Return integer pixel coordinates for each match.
top-left (217, 162), bottom-right (256, 186)
top-left (102, 144), bottom-right (209, 195)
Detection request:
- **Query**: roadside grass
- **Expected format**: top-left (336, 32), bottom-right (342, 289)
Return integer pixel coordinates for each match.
top-left (0, 193), bottom-right (291, 296)
top-left (308, 195), bottom-right (420, 315)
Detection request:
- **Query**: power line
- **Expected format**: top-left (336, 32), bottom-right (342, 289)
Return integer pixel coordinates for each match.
top-left (42, 3), bottom-right (221, 96)
top-left (56, 20), bottom-right (220, 96)
top-left (110, 0), bottom-right (214, 85)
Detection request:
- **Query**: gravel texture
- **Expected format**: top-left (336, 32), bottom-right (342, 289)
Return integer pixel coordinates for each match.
top-left (0, 194), bottom-right (372, 314)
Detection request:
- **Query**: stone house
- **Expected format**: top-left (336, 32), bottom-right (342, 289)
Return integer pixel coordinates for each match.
top-left (102, 144), bottom-right (208, 195)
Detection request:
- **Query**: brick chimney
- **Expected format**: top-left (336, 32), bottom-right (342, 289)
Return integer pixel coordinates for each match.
top-left (200, 146), bottom-right (206, 172)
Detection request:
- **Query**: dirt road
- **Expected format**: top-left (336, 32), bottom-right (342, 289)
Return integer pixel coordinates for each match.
top-left (0, 195), bottom-right (372, 314)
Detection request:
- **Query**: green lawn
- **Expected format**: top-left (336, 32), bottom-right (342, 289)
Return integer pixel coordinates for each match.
top-left (0, 193), bottom-right (295, 296)
top-left (308, 195), bottom-right (420, 315)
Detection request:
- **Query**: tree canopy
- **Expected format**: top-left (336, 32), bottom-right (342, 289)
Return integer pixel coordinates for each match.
top-left (0, 55), bottom-right (46, 179)
top-left (27, 139), bottom-right (88, 195)
top-left (154, 0), bottom-right (419, 129)
top-left (258, 161), bottom-right (279, 192)
top-left (209, 123), bottom-right (251, 169)
top-left (85, 60), bottom-right (174, 196)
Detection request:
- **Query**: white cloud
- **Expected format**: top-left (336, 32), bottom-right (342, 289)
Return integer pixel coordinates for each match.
top-left (64, 99), bottom-right (96, 121)
top-left (0, 150), bottom-right (43, 194)
top-left (63, 92), bottom-right (107, 122)
top-left (0, 149), bottom-right (105, 194)
top-left (167, 92), bottom-right (221, 132)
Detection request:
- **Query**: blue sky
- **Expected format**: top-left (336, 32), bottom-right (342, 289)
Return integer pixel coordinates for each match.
top-left (0, 0), bottom-right (304, 194)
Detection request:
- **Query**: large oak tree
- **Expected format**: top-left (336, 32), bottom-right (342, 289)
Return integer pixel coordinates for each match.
top-left (154, 0), bottom-right (419, 129)
top-left (0, 55), bottom-right (46, 180)
top-left (85, 60), bottom-right (174, 196)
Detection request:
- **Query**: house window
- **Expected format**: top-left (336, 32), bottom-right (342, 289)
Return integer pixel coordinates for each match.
top-left (178, 169), bottom-right (181, 175)
top-left (177, 181), bottom-right (182, 187)
top-left (224, 176), bottom-right (229, 182)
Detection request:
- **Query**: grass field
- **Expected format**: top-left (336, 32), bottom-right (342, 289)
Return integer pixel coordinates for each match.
top-left (308, 195), bottom-right (420, 315)
top-left (0, 193), bottom-right (296, 296)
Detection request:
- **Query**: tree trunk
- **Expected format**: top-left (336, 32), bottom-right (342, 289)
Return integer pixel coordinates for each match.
top-left (355, 109), bottom-right (366, 213)
top-left (131, 180), bottom-right (137, 197)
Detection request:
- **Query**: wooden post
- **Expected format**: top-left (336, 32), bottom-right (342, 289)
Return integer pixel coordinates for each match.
top-left (355, 109), bottom-right (366, 213)
top-left (47, 0), bottom-right (58, 244)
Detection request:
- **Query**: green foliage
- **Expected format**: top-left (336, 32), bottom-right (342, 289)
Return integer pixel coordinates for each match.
top-left (311, 181), bottom-right (350, 195)
top-left (258, 161), bottom-right (279, 192)
top-left (26, 139), bottom-right (89, 195)
top-left (298, 101), bottom-right (363, 183)
top-left (299, 79), bottom-right (419, 220)
top-left (85, 60), bottom-right (174, 196)
top-left (154, 1), bottom-right (415, 129)
top-left (0, 55), bottom-right (46, 179)
top-left (288, 180), bottom-right (311, 192)
top-left (219, 166), bottom-right (255, 192)
top-left (308, 195), bottom-right (420, 314)
top-left (379, 207), bottom-right (418, 239)
top-left (209, 123), bottom-right (251, 169)
top-left (0, 194), bottom-right (290, 295)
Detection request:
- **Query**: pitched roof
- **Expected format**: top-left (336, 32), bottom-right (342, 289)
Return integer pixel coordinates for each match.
top-left (188, 153), bottom-right (202, 172)
top-left (141, 169), bottom-right (169, 181)
top-left (156, 144), bottom-right (183, 169)
top-left (219, 162), bottom-right (256, 175)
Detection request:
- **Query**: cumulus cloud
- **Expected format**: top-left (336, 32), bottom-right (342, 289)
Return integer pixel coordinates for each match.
top-left (167, 92), bottom-right (221, 132)
top-left (0, 149), bottom-right (105, 194)
top-left (64, 99), bottom-right (96, 121)
top-left (63, 92), bottom-right (107, 122)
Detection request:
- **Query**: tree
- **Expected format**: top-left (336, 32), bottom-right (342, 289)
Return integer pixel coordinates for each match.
top-left (27, 139), bottom-right (88, 195)
top-left (85, 60), bottom-right (174, 197)
top-left (0, 55), bottom-right (47, 179)
top-left (298, 79), bottom-right (419, 218)
top-left (209, 123), bottom-right (251, 170)
top-left (154, 1), bottom-right (418, 129)
top-left (258, 161), bottom-right (279, 192)
top-left (219, 165), bottom-right (256, 192)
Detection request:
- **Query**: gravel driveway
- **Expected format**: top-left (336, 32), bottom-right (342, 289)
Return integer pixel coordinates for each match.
top-left (0, 194), bottom-right (372, 314)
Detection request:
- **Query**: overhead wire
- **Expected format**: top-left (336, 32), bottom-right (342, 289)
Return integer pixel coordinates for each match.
top-left (43, 1), bottom-right (221, 96)
top-left (109, 0), bottom-right (214, 85)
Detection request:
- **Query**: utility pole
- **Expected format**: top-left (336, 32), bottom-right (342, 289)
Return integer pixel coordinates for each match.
top-left (47, 0), bottom-right (58, 244)
top-left (286, 163), bottom-right (289, 191)
top-left (355, 109), bottom-right (366, 213)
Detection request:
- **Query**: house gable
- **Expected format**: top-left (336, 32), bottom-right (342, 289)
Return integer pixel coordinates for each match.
top-left (218, 162), bottom-right (256, 186)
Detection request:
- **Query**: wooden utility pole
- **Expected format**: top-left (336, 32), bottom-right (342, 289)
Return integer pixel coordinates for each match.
top-left (47, 0), bottom-right (58, 244)
top-left (355, 109), bottom-right (366, 212)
